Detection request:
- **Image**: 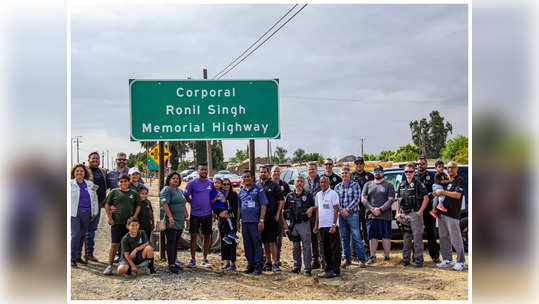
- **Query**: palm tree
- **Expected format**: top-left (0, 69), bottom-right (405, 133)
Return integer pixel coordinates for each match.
top-left (273, 146), bottom-right (288, 163)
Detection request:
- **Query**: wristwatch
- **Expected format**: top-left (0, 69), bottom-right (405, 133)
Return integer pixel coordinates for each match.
top-left (331, 223), bottom-right (336, 227)
top-left (259, 219), bottom-right (265, 223)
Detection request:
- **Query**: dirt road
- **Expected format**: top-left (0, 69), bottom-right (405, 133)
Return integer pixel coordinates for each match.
top-left (70, 179), bottom-right (468, 300)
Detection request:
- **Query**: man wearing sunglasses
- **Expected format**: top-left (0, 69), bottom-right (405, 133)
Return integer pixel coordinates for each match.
top-left (351, 156), bottom-right (374, 254)
top-left (361, 165), bottom-right (395, 265)
top-left (415, 157), bottom-right (441, 263)
top-left (323, 158), bottom-right (342, 190)
top-left (395, 162), bottom-right (429, 267)
top-left (106, 152), bottom-right (144, 190)
top-left (433, 161), bottom-right (466, 271)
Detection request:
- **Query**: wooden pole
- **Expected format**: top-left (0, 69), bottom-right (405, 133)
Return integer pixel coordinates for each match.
top-left (158, 141), bottom-right (166, 260)
top-left (204, 68), bottom-right (213, 177)
top-left (249, 139), bottom-right (255, 178)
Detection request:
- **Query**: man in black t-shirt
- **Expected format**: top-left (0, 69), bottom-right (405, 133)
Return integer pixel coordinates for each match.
top-left (323, 158), bottom-right (342, 189)
top-left (258, 165), bottom-right (285, 272)
top-left (271, 165), bottom-right (290, 266)
top-left (350, 156), bottom-right (374, 253)
top-left (433, 161), bottom-right (467, 271)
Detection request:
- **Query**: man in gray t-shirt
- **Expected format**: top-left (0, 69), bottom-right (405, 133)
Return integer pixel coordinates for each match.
top-left (361, 165), bottom-right (395, 264)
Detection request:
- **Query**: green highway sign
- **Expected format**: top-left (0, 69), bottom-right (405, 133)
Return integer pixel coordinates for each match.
top-left (129, 79), bottom-right (279, 141)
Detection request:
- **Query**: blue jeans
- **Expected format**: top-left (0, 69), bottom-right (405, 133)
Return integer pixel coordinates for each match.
top-left (339, 213), bottom-right (366, 263)
top-left (84, 206), bottom-right (101, 256)
top-left (433, 184), bottom-right (446, 208)
top-left (241, 222), bottom-right (264, 270)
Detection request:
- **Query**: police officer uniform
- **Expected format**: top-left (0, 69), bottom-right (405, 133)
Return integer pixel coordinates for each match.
top-left (415, 170), bottom-right (441, 262)
top-left (284, 190), bottom-right (315, 273)
top-left (324, 173), bottom-right (342, 190)
top-left (351, 167), bottom-right (374, 252)
top-left (398, 177), bottom-right (428, 266)
top-left (276, 179), bottom-right (291, 265)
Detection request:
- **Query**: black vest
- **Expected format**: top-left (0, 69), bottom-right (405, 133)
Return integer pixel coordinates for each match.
top-left (398, 180), bottom-right (422, 212)
top-left (285, 191), bottom-right (313, 223)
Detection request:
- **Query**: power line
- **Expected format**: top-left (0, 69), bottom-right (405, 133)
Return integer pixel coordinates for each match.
top-left (213, 4), bottom-right (298, 79)
top-left (215, 4), bottom-right (308, 79)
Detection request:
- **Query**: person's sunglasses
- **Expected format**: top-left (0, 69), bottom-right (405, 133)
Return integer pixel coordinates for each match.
top-left (418, 163), bottom-right (427, 166)
top-left (324, 163), bottom-right (333, 166)
top-left (405, 170), bottom-right (415, 174)
top-left (117, 158), bottom-right (127, 161)
top-left (223, 183), bottom-right (231, 186)
top-left (447, 166), bottom-right (457, 169)
top-left (374, 170), bottom-right (383, 173)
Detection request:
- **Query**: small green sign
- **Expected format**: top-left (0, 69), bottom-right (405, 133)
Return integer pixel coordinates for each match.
top-left (130, 79), bottom-right (279, 141)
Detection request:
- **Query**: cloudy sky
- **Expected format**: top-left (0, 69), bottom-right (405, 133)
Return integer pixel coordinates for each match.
top-left (71, 3), bottom-right (468, 164)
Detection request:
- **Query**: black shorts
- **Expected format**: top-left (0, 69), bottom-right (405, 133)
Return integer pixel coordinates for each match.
top-left (111, 224), bottom-right (128, 243)
top-left (119, 251), bottom-right (144, 266)
top-left (189, 214), bottom-right (212, 235)
top-left (261, 219), bottom-right (278, 243)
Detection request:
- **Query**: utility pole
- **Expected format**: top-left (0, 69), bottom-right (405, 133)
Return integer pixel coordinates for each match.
top-left (360, 138), bottom-right (365, 157)
top-left (101, 151), bottom-right (105, 169)
top-left (72, 136), bottom-right (82, 164)
top-left (204, 68), bottom-right (213, 177)
top-left (158, 141), bottom-right (166, 260)
top-left (249, 139), bottom-right (255, 178)
top-left (267, 139), bottom-right (272, 164)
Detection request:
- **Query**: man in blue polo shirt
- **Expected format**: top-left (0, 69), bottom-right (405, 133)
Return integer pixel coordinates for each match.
top-left (237, 170), bottom-right (268, 275)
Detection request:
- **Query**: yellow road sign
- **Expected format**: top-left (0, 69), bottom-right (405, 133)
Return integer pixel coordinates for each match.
top-left (148, 144), bottom-right (171, 165)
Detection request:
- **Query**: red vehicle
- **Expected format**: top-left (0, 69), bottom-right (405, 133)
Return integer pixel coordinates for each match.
top-left (225, 174), bottom-right (242, 187)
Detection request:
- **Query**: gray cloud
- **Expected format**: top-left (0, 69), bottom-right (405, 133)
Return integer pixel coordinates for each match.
top-left (72, 4), bottom-right (467, 160)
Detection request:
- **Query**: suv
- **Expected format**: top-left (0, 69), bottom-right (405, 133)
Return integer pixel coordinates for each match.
top-left (281, 167), bottom-right (343, 191)
top-left (383, 165), bottom-right (468, 251)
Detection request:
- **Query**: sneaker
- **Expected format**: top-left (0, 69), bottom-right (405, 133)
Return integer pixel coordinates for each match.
top-left (187, 260), bottom-right (197, 268)
top-left (414, 263), bottom-right (423, 268)
top-left (254, 268), bottom-right (262, 275)
top-left (103, 265), bottom-right (113, 275)
top-left (401, 260), bottom-right (410, 266)
top-left (433, 258), bottom-right (441, 264)
top-left (262, 262), bottom-right (272, 271)
top-left (429, 210), bottom-right (439, 218)
top-left (149, 264), bottom-right (156, 274)
top-left (228, 233), bottom-right (239, 240)
top-left (221, 264), bottom-right (231, 270)
top-left (304, 270), bottom-right (312, 276)
top-left (359, 262), bottom-right (366, 268)
top-left (291, 268), bottom-right (300, 273)
top-left (366, 256), bottom-right (376, 265)
top-left (201, 259), bottom-right (212, 268)
top-left (169, 265), bottom-right (179, 273)
top-left (342, 260), bottom-right (352, 268)
top-left (113, 255), bottom-right (120, 263)
top-left (76, 258), bottom-right (87, 265)
top-left (222, 236), bottom-right (233, 245)
top-left (272, 264), bottom-right (281, 272)
top-left (436, 260), bottom-right (455, 268)
top-left (175, 259), bottom-right (185, 266)
top-left (436, 204), bottom-right (447, 212)
top-left (71, 260), bottom-right (77, 267)
top-left (318, 271), bottom-right (337, 278)
top-left (243, 267), bottom-right (255, 274)
top-left (86, 255), bottom-right (99, 262)
top-left (452, 263), bottom-right (466, 271)
top-left (229, 264), bottom-right (237, 271)
top-left (384, 256), bottom-right (390, 261)
top-left (311, 261), bottom-right (321, 269)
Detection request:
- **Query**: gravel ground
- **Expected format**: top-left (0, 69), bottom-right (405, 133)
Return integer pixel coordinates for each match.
top-left (71, 180), bottom-right (468, 300)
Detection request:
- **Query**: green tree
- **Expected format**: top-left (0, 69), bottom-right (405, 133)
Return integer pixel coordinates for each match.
top-left (453, 146), bottom-right (468, 164)
top-left (440, 135), bottom-right (468, 162)
top-left (304, 152), bottom-right (324, 164)
top-left (363, 153), bottom-right (377, 161)
top-left (410, 110), bottom-right (453, 158)
top-left (291, 148), bottom-right (306, 163)
top-left (230, 148), bottom-right (248, 163)
top-left (273, 146), bottom-right (288, 163)
top-left (390, 144), bottom-right (422, 162)
top-left (377, 150), bottom-right (395, 162)
top-left (212, 140), bottom-right (225, 170)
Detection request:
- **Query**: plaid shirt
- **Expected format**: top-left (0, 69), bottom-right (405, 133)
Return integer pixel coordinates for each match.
top-left (334, 180), bottom-right (362, 213)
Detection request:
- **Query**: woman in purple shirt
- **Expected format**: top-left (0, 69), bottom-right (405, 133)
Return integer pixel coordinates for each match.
top-left (70, 164), bottom-right (99, 267)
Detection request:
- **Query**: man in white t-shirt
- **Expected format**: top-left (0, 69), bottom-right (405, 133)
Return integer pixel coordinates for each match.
top-left (314, 176), bottom-right (341, 278)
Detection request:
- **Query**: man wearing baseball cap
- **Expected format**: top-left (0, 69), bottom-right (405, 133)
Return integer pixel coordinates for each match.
top-left (351, 156), bottom-right (374, 254)
top-left (361, 165), bottom-right (395, 265)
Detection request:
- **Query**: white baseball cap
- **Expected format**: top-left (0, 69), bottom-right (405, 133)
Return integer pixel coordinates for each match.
top-left (128, 167), bottom-right (140, 175)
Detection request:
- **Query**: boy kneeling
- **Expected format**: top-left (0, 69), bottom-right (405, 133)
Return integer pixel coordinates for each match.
top-left (118, 217), bottom-right (156, 275)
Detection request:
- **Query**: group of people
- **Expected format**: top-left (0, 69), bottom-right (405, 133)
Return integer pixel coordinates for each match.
top-left (70, 152), bottom-right (467, 279)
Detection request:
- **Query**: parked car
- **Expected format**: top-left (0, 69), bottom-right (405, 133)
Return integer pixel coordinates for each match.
top-left (184, 171), bottom-right (199, 182)
top-left (224, 173), bottom-right (242, 187)
top-left (281, 166), bottom-right (343, 191)
top-left (180, 169), bottom-right (195, 178)
top-left (214, 170), bottom-right (231, 180)
top-left (383, 165), bottom-right (468, 251)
